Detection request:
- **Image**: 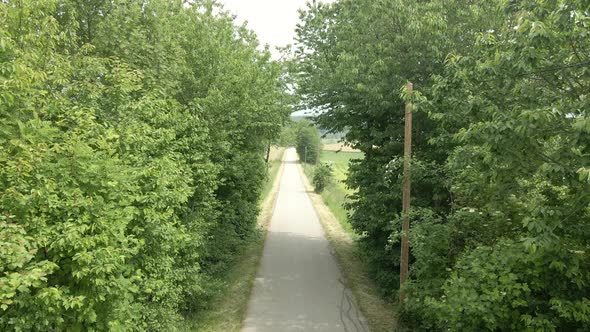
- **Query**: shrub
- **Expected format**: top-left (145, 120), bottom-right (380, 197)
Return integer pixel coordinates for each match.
top-left (295, 121), bottom-right (321, 164)
top-left (312, 162), bottom-right (333, 193)
top-left (427, 240), bottom-right (590, 331)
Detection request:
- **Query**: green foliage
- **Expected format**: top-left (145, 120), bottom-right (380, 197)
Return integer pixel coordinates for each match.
top-left (302, 151), bottom-right (362, 235)
top-left (294, 0), bottom-right (503, 302)
top-left (429, 240), bottom-right (590, 331)
top-left (312, 162), bottom-right (333, 193)
top-left (0, 0), bottom-right (289, 330)
top-left (295, 0), bottom-right (589, 330)
top-left (420, 1), bottom-right (590, 329)
top-left (278, 122), bottom-right (299, 147)
top-left (295, 120), bottom-right (321, 164)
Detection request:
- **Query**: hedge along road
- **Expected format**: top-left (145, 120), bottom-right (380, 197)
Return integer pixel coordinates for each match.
top-left (242, 148), bottom-right (368, 332)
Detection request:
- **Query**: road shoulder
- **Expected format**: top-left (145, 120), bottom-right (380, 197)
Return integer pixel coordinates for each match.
top-left (181, 148), bottom-right (286, 332)
top-left (297, 163), bottom-right (398, 332)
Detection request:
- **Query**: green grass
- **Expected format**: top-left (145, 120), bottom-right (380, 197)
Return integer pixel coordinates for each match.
top-left (178, 148), bottom-right (285, 332)
top-left (302, 150), bottom-right (363, 235)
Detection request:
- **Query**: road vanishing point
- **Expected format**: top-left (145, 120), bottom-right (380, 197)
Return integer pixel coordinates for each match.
top-left (242, 148), bottom-right (368, 332)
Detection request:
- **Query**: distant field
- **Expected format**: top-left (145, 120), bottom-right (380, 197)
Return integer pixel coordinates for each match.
top-left (323, 143), bottom-right (360, 153)
top-left (321, 151), bottom-right (363, 194)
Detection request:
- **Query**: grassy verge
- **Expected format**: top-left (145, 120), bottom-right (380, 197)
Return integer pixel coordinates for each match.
top-left (261, 147), bottom-right (287, 199)
top-left (179, 147), bottom-right (285, 332)
top-left (302, 150), bottom-right (362, 235)
top-left (299, 151), bottom-right (397, 332)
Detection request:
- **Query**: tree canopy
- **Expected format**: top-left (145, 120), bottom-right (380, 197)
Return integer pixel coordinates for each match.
top-left (294, 0), bottom-right (589, 330)
top-left (0, 0), bottom-right (289, 330)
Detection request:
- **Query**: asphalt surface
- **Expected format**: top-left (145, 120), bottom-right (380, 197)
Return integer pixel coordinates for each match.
top-left (242, 148), bottom-right (368, 332)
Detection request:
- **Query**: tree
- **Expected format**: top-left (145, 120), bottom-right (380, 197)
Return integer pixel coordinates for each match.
top-left (422, 1), bottom-right (590, 329)
top-left (294, 0), bottom-right (589, 330)
top-left (0, 0), bottom-right (289, 330)
top-left (295, 120), bottom-right (321, 164)
top-left (294, 0), bottom-right (504, 300)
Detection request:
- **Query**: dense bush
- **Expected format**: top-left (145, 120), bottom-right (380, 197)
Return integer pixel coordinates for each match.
top-left (295, 120), bottom-right (321, 164)
top-left (294, 0), bottom-right (589, 330)
top-left (0, 0), bottom-right (288, 330)
top-left (419, 2), bottom-right (590, 328)
top-left (312, 163), bottom-right (333, 193)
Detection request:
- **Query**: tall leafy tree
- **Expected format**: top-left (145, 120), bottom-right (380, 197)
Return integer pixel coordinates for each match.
top-left (294, 0), bottom-right (503, 294)
top-left (423, 1), bottom-right (590, 329)
top-left (0, 0), bottom-right (289, 330)
top-left (294, 0), bottom-right (589, 330)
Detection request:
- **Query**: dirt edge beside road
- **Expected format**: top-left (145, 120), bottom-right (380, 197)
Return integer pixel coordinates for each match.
top-left (237, 148), bottom-right (287, 326)
top-left (186, 148), bottom-right (286, 332)
top-left (297, 162), bottom-right (398, 332)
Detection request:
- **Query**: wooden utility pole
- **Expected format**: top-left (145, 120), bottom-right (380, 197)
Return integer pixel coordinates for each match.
top-left (399, 82), bottom-right (413, 304)
top-left (265, 141), bottom-right (271, 164)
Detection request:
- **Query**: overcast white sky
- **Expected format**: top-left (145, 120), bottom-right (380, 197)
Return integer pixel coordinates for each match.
top-left (217, 0), bottom-right (333, 58)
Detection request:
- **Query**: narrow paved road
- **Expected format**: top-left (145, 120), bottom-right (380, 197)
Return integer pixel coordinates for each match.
top-left (242, 148), bottom-right (368, 332)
